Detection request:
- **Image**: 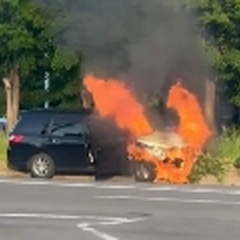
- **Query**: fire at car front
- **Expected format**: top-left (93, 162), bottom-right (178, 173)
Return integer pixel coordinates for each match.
top-left (127, 131), bottom-right (197, 183)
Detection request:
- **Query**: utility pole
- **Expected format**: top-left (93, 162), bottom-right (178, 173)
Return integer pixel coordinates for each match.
top-left (44, 71), bottom-right (50, 109)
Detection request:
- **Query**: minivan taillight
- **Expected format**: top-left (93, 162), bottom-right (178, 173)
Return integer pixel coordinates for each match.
top-left (9, 135), bottom-right (23, 145)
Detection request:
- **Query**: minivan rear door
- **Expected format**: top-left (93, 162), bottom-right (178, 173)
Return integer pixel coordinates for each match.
top-left (43, 119), bottom-right (91, 171)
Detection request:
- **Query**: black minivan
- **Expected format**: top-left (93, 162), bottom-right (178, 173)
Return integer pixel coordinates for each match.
top-left (7, 109), bottom-right (130, 178)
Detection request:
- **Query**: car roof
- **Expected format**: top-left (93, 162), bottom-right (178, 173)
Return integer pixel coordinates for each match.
top-left (20, 108), bottom-right (91, 115)
top-left (18, 108), bottom-right (120, 126)
top-left (19, 108), bottom-right (93, 119)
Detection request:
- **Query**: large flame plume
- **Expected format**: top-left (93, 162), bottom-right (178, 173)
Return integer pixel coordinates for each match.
top-left (83, 74), bottom-right (211, 183)
top-left (84, 75), bottom-right (153, 136)
top-left (166, 81), bottom-right (211, 149)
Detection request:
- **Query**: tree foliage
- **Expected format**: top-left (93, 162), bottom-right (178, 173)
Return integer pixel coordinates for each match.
top-left (1, 0), bottom-right (240, 117)
top-left (0, 0), bottom-right (82, 116)
top-left (0, 0), bottom-right (51, 76)
top-left (188, 0), bottom-right (240, 106)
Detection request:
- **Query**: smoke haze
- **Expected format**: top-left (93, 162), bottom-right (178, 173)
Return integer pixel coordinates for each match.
top-left (34, 0), bottom-right (209, 108)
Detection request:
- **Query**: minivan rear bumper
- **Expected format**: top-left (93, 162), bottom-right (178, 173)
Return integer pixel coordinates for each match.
top-left (7, 148), bottom-right (28, 172)
top-left (7, 160), bottom-right (28, 172)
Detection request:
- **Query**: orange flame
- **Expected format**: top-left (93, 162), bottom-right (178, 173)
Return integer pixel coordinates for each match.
top-left (167, 81), bottom-right (211, 149)
top-left (83, 74), bottom-right (211, 184)
top-left (83, 74), bottom-right (153, 136)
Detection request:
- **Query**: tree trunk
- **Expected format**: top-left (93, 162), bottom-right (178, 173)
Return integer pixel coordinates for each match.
top-left (81, 87), bottom-right (94, 110)
top-left (3, 78), bottom-right (12, 134)
top-left (204, 79), bottom-right (216, 132)
top-left (2, 65), bottom-right (20, 134)
top-left (11, 66), bottom-right (20, 126)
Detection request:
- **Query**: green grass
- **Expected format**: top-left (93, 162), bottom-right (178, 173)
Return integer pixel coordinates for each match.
top-left (0, 132), bottom-right (7, 171)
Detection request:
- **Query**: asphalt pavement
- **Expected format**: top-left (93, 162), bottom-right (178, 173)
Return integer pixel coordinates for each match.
top-left (0, 177), bottom-right (240, 240)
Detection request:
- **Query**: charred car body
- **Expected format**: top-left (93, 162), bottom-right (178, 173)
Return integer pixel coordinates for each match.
top-left (128, 131), bottom-right (194, 183)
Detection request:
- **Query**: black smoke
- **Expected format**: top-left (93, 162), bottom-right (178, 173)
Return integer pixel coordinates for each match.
top-left (34, 0), bottom-right (209, 127)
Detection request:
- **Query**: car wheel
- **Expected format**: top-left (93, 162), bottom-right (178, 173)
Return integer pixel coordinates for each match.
top-left (132, 161), bottom-right (155, 182)
top-left (29, 153), bottom-right (55, 179)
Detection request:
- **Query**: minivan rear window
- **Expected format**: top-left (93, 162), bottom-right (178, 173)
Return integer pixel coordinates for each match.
top-left (13, 116), bottom-right (50, 135)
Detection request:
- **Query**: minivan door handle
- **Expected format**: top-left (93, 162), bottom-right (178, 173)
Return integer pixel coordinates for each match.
top-left (45, 137), bottom-right (58, 143)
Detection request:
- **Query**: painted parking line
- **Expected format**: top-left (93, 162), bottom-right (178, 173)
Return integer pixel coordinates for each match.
top-left (0, 212), bottom-right (146, 240)
top-left (77, 215), bottom-right (145, 240)
top-left (0, 178), bottom-right (240, 196)
top-left (140, 186), bottom-right (240, 195)
top-left (0, 178), bottom-right (137, 189)
top-left (0, 178), bottom-right (95, 187)
top-left (0, 212), bottom-right (131, 221)
top-left (95, 185), bottom-right (136, 189)
top-left (95, 195), bottom-right (240, 206)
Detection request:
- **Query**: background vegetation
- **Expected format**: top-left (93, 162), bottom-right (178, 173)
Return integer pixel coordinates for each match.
top-left (0, 0), bottom-right (240, 181)
top-left (0, 132), bottom-right (7, 170)
top-left (188, 126), bottom-right (240, 183)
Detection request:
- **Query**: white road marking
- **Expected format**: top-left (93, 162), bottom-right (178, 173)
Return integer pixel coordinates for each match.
top-left (142, 186), bottom-right (176, 191)
top-left (0, 179), bottom-right (134, 189)
top-left (96, 195), bottom-right (132, 200)
top-left (0, 212), bottom-right (146, 240)
top-left (95, 195), bottom-right (240, 206)
top-left (78, 223), bottom-right (118, 240)
top-left (95, 185), bottom-right (136, 189)
top-left (0, 178), bottom-right (240, 196)
top-left (0, 179), bottom-right (95, 188)
top-left (77, 216), bottom-right (144, 240)
top-left (0, 213), bottom-right (127, 221)
top-left (140, 186), bottom-right (240, 195)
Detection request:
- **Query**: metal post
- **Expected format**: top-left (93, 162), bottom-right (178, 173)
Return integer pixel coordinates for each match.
top-left (44, 72), bottom-right (50, 109)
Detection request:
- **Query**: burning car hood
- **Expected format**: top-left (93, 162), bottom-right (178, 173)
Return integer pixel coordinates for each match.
top-left (136, 131), bottom-right (187, 149)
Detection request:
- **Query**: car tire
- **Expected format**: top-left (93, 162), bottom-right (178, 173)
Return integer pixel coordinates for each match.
top-left (132, 161), bottom-right (156, 182)
top-left (29, 153), bottom-right (55, 179)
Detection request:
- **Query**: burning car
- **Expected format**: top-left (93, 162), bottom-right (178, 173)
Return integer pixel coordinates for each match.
top-left (83, 75), bottom-right (211, 184)
top-left (128, 131), bottom-right (190, 182)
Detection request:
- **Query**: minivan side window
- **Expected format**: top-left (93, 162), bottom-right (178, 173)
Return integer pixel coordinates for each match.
top-left (50, 122), bottom-right (86, 137)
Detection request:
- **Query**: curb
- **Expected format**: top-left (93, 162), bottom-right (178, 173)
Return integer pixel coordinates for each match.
top-left (0, 168), bottom-right (133, 182)
top-left (0, 169), bottom-right (95, 181)
top-left (0, 169), bottom-right (239, 186)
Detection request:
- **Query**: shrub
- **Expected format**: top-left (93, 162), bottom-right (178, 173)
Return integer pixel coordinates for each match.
top-left (188, 126), bottom-right (240, 183)
top-left (0, 131), bottom-right (7, 170)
